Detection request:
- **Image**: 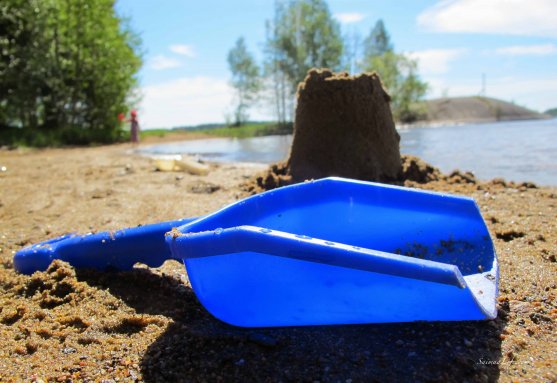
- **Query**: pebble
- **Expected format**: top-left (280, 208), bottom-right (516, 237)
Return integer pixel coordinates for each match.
top-left (248, 332), bottom-right (278, 347)
top-left (235, 358), bottom-right (245, 366)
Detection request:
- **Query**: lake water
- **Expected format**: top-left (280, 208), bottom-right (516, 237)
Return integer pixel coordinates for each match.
top-left (138, 118), bottom-right (557, 186)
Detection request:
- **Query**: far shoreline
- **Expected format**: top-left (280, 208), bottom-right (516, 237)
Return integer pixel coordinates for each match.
top-left (398, 115), bottom-right (555, 130)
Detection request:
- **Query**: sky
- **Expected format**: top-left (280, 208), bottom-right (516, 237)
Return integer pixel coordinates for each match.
top-left (115, 0), bottom-right (557, 129)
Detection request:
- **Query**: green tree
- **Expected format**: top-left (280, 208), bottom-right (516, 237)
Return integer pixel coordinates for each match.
top-left (227, 37), bottom-right (261, 126)
top-left (341, 28), bottom-right (361, 74)
top-left (361, 21), bottom-right (427, 122)
top-left (264, 0), bottom-right (343, 123)
top-left (0, 0), bottom-right (142, 146)
top-left (362, 19), bottom-right (392, 59)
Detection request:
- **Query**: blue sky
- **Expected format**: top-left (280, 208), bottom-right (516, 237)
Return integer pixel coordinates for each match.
top-left (116, 0), bottom-right (557, 129)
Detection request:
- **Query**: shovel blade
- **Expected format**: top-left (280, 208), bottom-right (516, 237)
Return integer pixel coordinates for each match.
top-left (177, 178), bottom-right (498, 327)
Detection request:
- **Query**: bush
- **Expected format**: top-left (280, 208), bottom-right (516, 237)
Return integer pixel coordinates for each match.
top-left (0, 0), bottom-right (142, 146)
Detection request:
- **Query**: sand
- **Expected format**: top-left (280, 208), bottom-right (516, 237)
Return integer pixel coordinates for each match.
top-left (288, 69), bottom-right (401, 182)
top-left (0, 144), bottom-right (556, 382)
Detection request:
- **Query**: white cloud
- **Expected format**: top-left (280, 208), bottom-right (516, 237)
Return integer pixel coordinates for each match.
top-left (140, 77), bottom-right (274, 128)
top-left (170, 44), bottom-right (196, 57)
top-left (140, 77), bottom-right (233, 128)
top-left (418, 0), bottom-right (557, 38)
top-left (334, 12), bottom-right (366, 24)
top-left (149, 55), bottom-right (182, 70)
top-left (495, 44), bottom-right (557, 56)
top-left (407, 49), bottom-right (466, 75)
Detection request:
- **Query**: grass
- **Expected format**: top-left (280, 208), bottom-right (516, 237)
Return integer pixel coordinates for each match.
top-left (195, 122), bottom-right (292, 138)
top-left (139, 122), bottom-right (290, 140)
top-left (139, 128), bottom-right (172, 139)
top-left (0, 126), bottom-right (129, 147)
top-left (0, 122), bottom-right (292, 148)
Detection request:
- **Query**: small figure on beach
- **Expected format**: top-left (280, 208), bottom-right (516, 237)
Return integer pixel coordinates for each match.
top-left (118, 110), bottom-right (140, 144)
top-left (129, 109), bottom-right (140, 144)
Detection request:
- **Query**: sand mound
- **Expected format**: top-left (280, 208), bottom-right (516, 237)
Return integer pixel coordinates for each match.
top-left (243, 69), bottom-right (491, 194)
top-left (244, 155), bottom-right (451, 194)
top-left (243, 69), bottom-right (463, 194)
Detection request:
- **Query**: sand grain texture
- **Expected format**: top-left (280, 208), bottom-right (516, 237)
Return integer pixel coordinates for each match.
top-left (288, 69), bottom-right (401, 182)
top-left (0, 144), bottom-right (556, 382)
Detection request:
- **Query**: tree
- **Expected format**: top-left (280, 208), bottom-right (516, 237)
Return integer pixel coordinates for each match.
top-left (341, 28), bottom-right (362, 74)
top-left (227, 37), bottom-right (261, 126)
top-left (361, 20), bottom-right (427, 122)
top-left (0, 0), bottom-right (142, 145)
top-left (362, 19), bottom-right (393, 59)
top-left (264, 0), bottom-right (343, 123)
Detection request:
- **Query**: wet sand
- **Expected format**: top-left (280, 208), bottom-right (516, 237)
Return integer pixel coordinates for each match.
top-left (0, 144), bottom-right (555, 382)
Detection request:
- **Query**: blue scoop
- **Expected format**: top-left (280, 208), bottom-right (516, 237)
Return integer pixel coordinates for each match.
top-left (14, 177), bottom-right (498, 327)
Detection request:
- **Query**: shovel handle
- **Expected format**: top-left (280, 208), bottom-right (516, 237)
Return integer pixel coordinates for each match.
top-left (167, 225), bottom-right (466, 288)
top-left (14, 218), bottom-right (199, 274)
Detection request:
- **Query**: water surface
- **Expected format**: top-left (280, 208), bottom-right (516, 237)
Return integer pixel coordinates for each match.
top-left (139, 119), bottom-right (557, 186)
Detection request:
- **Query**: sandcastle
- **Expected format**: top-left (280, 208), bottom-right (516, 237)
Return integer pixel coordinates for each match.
top-left (288, 69), bottom-right (402, 182)
top-left (247, 68), bottom-right (435, 192)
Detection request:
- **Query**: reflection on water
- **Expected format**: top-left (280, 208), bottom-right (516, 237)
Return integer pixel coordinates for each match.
top-left (138, 119), bottom-right (557, 185)
top-left (138, 135), bottom-right (293, 164)
top-left (398, 119), bottom-right (557, 185)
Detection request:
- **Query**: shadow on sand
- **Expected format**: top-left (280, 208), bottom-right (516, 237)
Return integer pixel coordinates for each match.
top-left (77, 264), bottom-right (507, 383)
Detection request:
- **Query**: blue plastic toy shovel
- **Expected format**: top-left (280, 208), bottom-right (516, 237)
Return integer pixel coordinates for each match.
top-left (14, 177), bottom-right (498, 327)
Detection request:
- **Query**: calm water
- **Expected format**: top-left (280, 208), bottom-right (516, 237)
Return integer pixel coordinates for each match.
top-left (139, 119), bottom-right (557, 186)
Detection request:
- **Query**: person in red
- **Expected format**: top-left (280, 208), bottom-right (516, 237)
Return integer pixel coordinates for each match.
top-left (118, 110), bottom-right (140, 143)
top-left (129, 109), bottom-right (140, 144)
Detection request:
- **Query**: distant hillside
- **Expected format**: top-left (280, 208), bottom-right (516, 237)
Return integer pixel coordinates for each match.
top-left (545, 107), bottom-right (557, 117)
top-left (421, 96), bottom-right (550, 124)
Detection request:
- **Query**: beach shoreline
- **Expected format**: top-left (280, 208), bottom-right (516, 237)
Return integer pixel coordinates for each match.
top-left (0, 144), bottom-right (555, 382)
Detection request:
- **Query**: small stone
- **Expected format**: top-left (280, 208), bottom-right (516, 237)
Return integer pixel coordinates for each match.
top-left (62, 347), bottom-right (76, 354)
top-left (395, 339), bottom-right (404, 346)
top-left (464, 339), bottom-right (473, 347)
top-left (248, 332), bottom-right (278, 347)
top-left (235, 358), bottom-right (245, 366)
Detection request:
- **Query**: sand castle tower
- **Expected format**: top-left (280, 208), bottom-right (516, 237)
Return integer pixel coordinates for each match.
top-left (287, 69), bottom-right (402, 182)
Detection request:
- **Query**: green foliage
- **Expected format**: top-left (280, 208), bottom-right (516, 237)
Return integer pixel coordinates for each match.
top-left (227, 37), bottom-right (261, 126)
top-left (361, 21), bottom-right (427, 122)
top-left (140, 128), bottom-right (169, 139)
top-left (362, 19), bottom-right (392, 59)
top-left (264, 0), bottom-right (343, 123)
top-left (273, 0), bottom-right (343, 89)
top-left (341, 29), bottom-right (362, 74)
top-left (0, 0), bottom-right (142, 146)
top-left (545, 108), bottom-right (557, 117)
top-left (198, 122), bottom-right (292, 138)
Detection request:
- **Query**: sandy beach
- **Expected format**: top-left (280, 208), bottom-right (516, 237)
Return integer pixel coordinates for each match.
top-left (0, 143), bottom-right (555, 382)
